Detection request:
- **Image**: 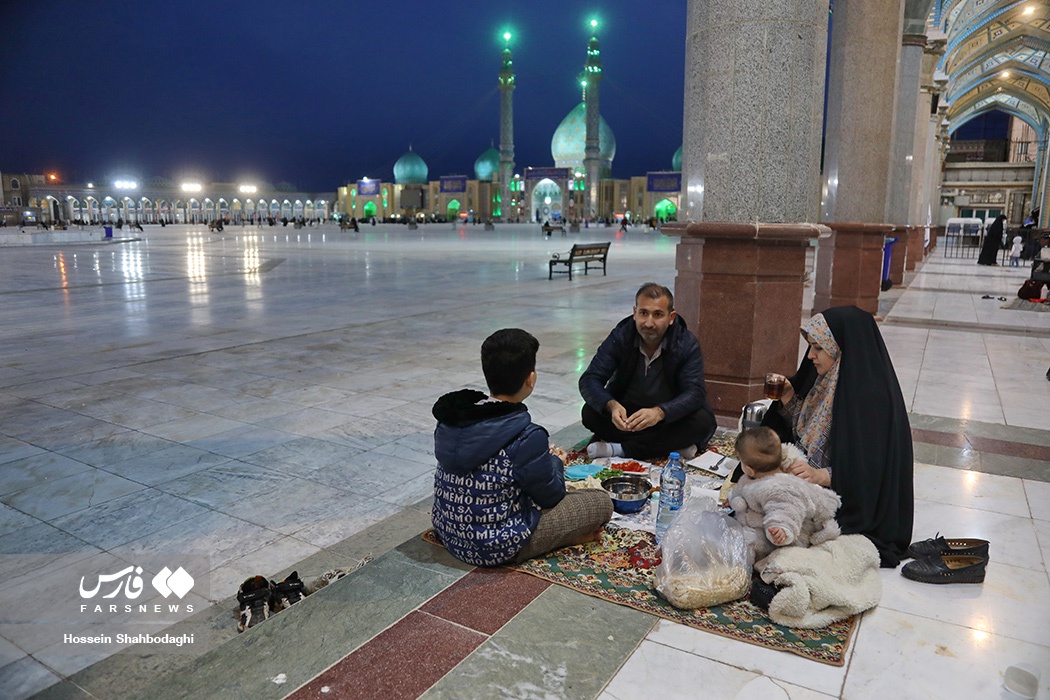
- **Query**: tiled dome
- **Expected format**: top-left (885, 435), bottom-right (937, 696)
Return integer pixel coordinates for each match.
top-left (550, 103), bottom-right (615, 171)
top-left (393, 147), bottom-right (428, 185)
top-left (474, 147), bottom-right (500, 182)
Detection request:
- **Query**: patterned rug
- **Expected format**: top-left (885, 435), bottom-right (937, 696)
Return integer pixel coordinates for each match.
top-left (421, 526), bottom-right (856, 666)
top-left (424, 429), bottom-right (854, 665)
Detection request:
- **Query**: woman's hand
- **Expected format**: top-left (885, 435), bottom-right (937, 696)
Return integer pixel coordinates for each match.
top-left (785, 460), bottom-right (830, 487)
top-left (779, 378), bottom-right (795, 404)
top-left (549, 446), bottom-right (569, 465)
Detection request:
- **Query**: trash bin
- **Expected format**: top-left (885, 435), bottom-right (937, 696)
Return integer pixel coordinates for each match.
top-left (881, 236), bottom-right (898, 291)
top-left (104, 226), bottom-right (113, 239)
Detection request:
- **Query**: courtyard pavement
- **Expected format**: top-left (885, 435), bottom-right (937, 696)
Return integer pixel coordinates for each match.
top-left (0, 222), bottom-right (1047, 699)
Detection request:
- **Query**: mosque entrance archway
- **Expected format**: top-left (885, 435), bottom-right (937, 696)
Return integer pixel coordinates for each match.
top-left (447, 199), bottom-right (461, 221)
top-left (363, 201), bottom-right (377, 219)
top-left (654, 198), bottom-right (677, 222)
top-left (530, 179), bottom-right (563, 223)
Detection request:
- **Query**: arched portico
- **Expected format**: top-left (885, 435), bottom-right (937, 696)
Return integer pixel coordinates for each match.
top-left (530, 178), bottom-right (563, 222)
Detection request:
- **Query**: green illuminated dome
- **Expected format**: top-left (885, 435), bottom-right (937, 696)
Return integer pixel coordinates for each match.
top-left (673, 145), bottom-right (682, 172)
top-left (474, 147), bottom-right (500, 182)
top-left (393, 147), bottom-right (428, 185)
top-left (550, 102), bottom-right (615, 171)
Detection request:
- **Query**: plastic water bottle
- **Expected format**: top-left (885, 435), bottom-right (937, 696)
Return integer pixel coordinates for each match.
top-left (656, 452), bottom-right (686, 543)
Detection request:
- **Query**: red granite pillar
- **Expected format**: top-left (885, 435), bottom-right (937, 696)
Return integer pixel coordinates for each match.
top-left (812, 223), bottom-right (893, 315)
top-left (905, 225), bottom-right (925, 270)
top-left (665, 221), bottom-right (829, 417)
top-left (928, 225), bottom-right (942, 254)
top-left (888, 227), bottom-right (907, 286)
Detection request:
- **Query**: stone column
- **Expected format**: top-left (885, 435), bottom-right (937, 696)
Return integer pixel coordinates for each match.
top-left (889, 228), bottom-right (907, 284)
top-left (911, 35), bottom-right (946, 228)
top-left (817, 0), bottom-right (905, 313)
top-left (811, 222), bottom-right (894, 312)
top-left (1036, 141), bottom-right (1050, 228)
top-left (666, 0), bottom-right (830, 417)
top-left (885, 33), bottom-right (926, 227)
top-left (673, 224), bottom-right (829, 414)
top-left (904, 224), bottom-right (926, 271)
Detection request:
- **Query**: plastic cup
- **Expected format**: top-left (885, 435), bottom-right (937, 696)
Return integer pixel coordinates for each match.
top-left (763, 373), bottom-right (785, 401)
top-left (1004, 662), bottom-right (1040, 699)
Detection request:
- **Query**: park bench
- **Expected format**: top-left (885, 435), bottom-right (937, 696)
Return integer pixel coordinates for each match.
top-left (549, 242), bottom-right (610, 280)
top-left (542, 222), bottom-right (566, 236)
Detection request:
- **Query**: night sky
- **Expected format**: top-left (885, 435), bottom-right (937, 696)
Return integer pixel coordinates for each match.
top-left (2, 1), bottom-right (687, 193)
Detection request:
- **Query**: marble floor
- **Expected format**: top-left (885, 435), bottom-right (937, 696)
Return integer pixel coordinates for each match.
top-left (1, 223), bottom-right (1047, 699)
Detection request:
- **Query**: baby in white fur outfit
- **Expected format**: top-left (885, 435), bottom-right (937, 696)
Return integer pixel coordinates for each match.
top-left (730, 427), bottom-right (842, 564)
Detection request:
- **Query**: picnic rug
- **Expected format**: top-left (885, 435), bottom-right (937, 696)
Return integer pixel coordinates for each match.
top-left (421, 525), bottom-right (856, 666)
top-left (424, 430), bottom-right (856, 665)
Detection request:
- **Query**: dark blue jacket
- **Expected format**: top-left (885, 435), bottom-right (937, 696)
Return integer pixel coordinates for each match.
top-left (579, 315), bottom-right (712, 423)
top-left (432, 389), bottom-right (565, 566)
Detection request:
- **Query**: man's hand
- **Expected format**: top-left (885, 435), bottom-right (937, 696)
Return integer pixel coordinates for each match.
top-left (607, 400), bottom-right (629, 431)
top-left (549, 446), bottom-right (569, 465)
top-left (624, 407), bottom-right (665, 432)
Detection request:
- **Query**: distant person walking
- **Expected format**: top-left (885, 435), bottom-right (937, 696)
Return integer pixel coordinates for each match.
top-left (977, 214), bottom-right (1006, 266)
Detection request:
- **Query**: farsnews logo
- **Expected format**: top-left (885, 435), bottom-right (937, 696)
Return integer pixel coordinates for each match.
top-left (80, 565), bottom-right (194, 600)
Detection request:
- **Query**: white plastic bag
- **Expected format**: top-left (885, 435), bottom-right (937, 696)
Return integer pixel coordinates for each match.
top-left (654, 501), bottom-right (751, 609)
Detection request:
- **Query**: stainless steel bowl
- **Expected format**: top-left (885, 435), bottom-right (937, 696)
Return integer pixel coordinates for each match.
top-left (601, 475), bottom-right (653, 514)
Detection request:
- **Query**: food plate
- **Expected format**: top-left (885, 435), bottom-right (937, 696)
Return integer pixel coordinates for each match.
top-left (564, 463), bottom-right (606, 481)
top-left (609, 458), bottom-right (653, 474)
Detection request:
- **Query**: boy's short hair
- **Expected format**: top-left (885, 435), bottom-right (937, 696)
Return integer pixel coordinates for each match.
top-left (481, 328), bottom-right (539, 396)
top-left (734, 427), bottom-right (782, 474)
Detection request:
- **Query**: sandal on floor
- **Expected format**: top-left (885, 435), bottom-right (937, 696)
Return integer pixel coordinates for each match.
top-left (237, 575), bottom-right (275, 632)
top-left (272, 571), bottom-right (307, 610)
top-left (901, 555), bottom-right (987, 584)
top-left (906, 534), bottom-right (989, 560)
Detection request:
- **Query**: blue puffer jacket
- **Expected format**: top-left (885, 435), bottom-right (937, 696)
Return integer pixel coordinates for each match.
top-left (579, 314), bottom-right (712, 422)
top-left (432, 389), bottom-right (565, 566)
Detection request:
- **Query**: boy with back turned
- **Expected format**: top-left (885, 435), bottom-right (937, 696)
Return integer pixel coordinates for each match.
top-left (432, 328), bottom-right (612, 566)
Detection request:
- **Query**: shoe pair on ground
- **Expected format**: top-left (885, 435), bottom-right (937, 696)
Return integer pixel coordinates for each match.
top-left (586, 441), bottom-right (698, 461)
top-left (236, 571), bottom-right (309, 633)
top-left (901, 534), bottom-right (990, 584)
top-left (236, 563), bottom-right (371, 632)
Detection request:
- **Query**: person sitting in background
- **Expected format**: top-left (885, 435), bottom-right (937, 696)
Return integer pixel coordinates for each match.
top-left (579, 282), bottom-right (716, 460)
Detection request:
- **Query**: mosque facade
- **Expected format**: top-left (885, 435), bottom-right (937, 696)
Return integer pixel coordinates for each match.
top-left (0, 172), bottom-right (331, 227)
top-left (334, 31), bottom-right (682, 225)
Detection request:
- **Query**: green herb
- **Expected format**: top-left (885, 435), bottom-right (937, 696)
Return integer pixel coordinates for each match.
top-left (594, 468), bottom-right (623, 481)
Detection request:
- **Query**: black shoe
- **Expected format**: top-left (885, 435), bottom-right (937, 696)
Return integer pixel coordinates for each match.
top-left (901, 555), bottom-right (987, 584)
top-left (272, 571), bottom-right (306, 610)
top-left (237, 575), bottom-right (275, 632)
top-left (907, 534), bottom-right (989, 560)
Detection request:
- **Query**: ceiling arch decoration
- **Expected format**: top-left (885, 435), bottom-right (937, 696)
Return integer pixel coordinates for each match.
top-left (937, 0), bottom-right (1050, 136)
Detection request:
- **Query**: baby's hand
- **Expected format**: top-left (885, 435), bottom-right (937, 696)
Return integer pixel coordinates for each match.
top-left (768, 527), bottom-right (788, 545)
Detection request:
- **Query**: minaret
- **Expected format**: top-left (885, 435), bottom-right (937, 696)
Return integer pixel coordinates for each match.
top-left (498, 32), bottom-right (515, 222)
top-left (582, 21), bottom-right (602, 221)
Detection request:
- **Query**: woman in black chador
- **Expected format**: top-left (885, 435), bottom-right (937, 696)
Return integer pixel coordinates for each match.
top-left (762, 306), bottom-right (914, 568)
top-left (977, 214), bottom-right (1007, 265)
